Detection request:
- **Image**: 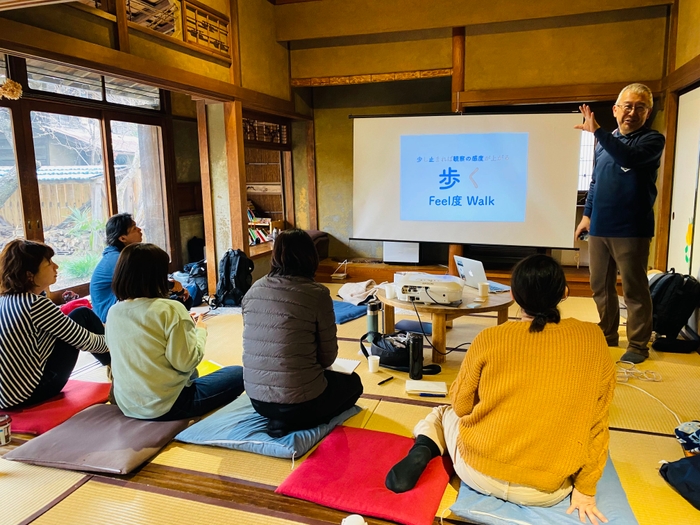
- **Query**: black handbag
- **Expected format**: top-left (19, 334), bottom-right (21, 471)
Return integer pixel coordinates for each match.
top-left (359, 332), bottom-right (441, 375)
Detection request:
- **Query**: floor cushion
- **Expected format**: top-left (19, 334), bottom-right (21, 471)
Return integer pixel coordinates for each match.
top-left (450, 456), bottom-right (638, 525)
top-left (395, 319), bottom-right (433, 335)
top-left (4, 404), bottom-right (191, 474)
top-left (333, 300), bottom-right (367, 324)
top-left (175, 393), bottom-right (361, 459)
top-left (1, 380), bottom-right (110, 435)
top-left (275, 426), bottom-right (453, 525)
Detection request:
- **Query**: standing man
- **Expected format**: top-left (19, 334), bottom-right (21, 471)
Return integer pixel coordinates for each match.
top-left (575, 83), bottom-right (666, 364)
top-left (90, 213), bottom-right (143, 323)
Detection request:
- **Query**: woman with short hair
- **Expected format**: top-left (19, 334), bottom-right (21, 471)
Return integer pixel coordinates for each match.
top-left (0, 239), bottom-right (109, 409)
top-left (105, 242), bottom-right (243, 420)
top-left (386, 254), bottom-right (614, 525)
top-left (242, 229), bottom-right (363, 437)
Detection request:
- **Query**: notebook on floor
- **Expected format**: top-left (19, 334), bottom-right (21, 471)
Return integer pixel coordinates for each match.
top-left (454, 255), bottom-right (510, 293)
top-left (327, 358), bottom-right (360, 375)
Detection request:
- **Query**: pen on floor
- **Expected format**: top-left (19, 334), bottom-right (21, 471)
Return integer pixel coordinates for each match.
top-left (419, 393), bottom-right (446, 398)
top-left (377, 376), bottom-right (394, 386)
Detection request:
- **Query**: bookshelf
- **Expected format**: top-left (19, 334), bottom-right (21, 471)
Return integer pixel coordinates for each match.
top-left (243, 113), bottom-right (293, 250)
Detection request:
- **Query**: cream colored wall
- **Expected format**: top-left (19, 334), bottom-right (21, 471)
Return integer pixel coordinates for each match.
top-left (313, 79), bottom-right (451, 259)
top-left (291, 34), bottom-right (451, 79)
top-left (237, 0), bottom-right (291, 100)
top-left (130, 31), bottom-right (231, 83)
top-left (676, 0), bottom-right (700, 68)
top-left (206, 104), bottom-right (233, 265)
top-left (465, 17), bottom-right (666, 89)
top-left (0, 4), bottom-right (114, 47)
top-left (275, 0), bottom-right (667, 41)
top-left (291, 120), bottom-right (311, 230)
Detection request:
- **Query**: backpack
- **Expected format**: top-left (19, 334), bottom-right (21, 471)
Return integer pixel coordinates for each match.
top-left (184, 259), bottom-right (208, 294)
top-left (649, 269), bottom-right (700, 340)
top-left (213, 249), bottom-right (254, 307)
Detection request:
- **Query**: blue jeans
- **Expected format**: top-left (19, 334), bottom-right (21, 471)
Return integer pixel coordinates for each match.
top-left (153, 366), bottom-right (244, 421)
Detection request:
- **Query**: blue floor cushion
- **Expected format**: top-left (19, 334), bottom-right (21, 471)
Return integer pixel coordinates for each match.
top-left (333, 300), bottom-right (367, 324)
top-left (450, 456), bottom-right (638, 525)
top-left (395, 320), bottom-right (432, 335)
top-left (175, 393), bottom-right (362, 459)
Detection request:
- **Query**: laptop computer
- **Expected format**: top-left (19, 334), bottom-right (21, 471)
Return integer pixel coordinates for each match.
top-left (453, 255), bottom-right (511, 293)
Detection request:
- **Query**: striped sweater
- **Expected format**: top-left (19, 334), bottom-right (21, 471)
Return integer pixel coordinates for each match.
top-left (450, 318), bottom-right (615, 496)
top-left (0, 293), bottom-right (108, 409)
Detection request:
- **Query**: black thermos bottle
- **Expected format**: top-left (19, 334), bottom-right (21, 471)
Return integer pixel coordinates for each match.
top-left (408, 332), bottom-right (424, 380)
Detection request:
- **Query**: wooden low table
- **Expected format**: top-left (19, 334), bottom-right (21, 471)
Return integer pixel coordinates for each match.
top-left (376, 288), bottom-right (514, 363)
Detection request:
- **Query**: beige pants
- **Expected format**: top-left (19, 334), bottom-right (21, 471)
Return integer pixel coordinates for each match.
top-left (414, 405), bottom-right (572, 506)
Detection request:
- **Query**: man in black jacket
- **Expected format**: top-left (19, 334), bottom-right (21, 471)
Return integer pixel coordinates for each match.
top-left (574, 83), bottom-right (666, 364)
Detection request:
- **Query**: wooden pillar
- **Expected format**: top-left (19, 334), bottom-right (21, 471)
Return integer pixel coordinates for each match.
top-left (448, 27), bottom-right (466, 276)
top-left (196, 100), bottom-right (218, 296)
top-left (653, 0), bottom-right (679, 271)
top-left (228, 0), bottom-right (241, 85)
top-left (115, 0), bottom-right (130, 53)
top-left (306, 120), bottom-right (318, 230)
top-left (224, 100), bottom-right (250, 256)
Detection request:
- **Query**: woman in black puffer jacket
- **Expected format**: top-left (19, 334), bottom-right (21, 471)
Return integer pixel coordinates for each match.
top-left (242, 229), bottom-right (363, 437)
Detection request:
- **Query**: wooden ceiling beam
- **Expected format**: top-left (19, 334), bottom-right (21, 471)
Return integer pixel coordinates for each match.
top-left (0, 15), bottom-right (306, 119)
top-left (0, 0), bottom-right (75, 11)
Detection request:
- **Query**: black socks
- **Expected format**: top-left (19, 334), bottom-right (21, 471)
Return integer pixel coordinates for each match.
top-left (385, 435), bottom-right (441, 493)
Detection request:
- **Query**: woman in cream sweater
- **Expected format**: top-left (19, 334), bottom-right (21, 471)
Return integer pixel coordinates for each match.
top-left (386, 254), bottom-right (615, 525)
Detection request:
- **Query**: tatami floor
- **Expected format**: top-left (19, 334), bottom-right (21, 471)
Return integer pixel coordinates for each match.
top-left (1, 283), bottom-right (699, 524)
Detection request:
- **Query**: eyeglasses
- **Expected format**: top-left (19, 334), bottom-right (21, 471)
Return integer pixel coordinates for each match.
top-left (616, 103), bottom-right (649, 114)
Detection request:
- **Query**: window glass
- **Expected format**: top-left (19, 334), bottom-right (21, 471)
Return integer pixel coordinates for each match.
top-left (105, 76), bottom-right (161, 110)
top-left (578, 131), bottom-right (595, 191)
top-left (31, 111), bottom-right (109, 291)
top-left (26, 58), bottom-right (103, 101)
top-left (111, 121), bottom-right (169, 253)
top-left (0, 107), bottom-right (24, 251)
top-left (0, 54), bottom-right (7, 83)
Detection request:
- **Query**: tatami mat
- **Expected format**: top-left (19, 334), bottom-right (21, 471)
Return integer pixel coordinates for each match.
top-left (609, 430), bottom-right (698, 525)
top-left (150, 396), bottom-right (379, 487)
top-left (0, 458), bottom-right (88, 525)
top-left (31, 479), bottom-right (314, 525)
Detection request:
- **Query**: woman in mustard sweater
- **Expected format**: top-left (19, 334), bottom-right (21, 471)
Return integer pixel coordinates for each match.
top-left (386, 255), bottom-right (615, 525)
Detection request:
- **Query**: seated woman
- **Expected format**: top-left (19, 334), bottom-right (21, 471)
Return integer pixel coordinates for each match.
top-left (0, 240), bottom-right (110, 410)
top-left (105, 243), bottom-right (243, 420)
top-left (386, 255), bottom-right (615, 525)
top-left (242, 229), bottom-right (363, 437)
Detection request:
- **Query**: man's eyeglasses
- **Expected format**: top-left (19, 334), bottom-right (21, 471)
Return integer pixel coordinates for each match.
top-left (616, 103), bottom-right (649, 114)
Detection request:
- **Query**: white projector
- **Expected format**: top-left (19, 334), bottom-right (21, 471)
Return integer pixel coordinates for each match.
top-left (394, 272), bottom-right (464, 304)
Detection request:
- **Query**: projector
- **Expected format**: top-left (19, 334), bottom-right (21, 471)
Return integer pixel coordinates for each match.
top-left (394, 272), bottom-right (464, 304)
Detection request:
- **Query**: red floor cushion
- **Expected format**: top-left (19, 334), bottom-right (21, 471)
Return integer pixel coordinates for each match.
top-left (276, 426), bottom-right (453, 525)
top-left (1, 380), bottom-right (110, 435)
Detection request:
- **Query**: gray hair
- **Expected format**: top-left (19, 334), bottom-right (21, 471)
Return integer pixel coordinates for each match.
top-left (616, 83), bottom-right (654, 108)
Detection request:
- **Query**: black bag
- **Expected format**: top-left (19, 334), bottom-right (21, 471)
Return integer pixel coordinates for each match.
top-left (212, 249), bottom-right (254, 307)
top-left (184, 259), bottom-right (208, 294)
top-left (649, 269), bottom-right (700, 340)
top-left (360, 332), bottom-right (441, 375)
top-left (659, 454), bottom-right (700, 510)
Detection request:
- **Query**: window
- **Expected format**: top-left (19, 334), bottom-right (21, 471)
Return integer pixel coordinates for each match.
top-left (112, 121), bottom-right (169, 252)
top-left (578, 131), bottom-right (595, 191)
top-left (26, 57), bottom-right (162, 110)
top-left (0, 107), bottom-right (23, 251)
top-left (31, 112), bottom-right (109, 290)
top-left (105, 76), bottom-right (161, 110)
top-left (0, 54), bottom-right (7, 83)
top-left (27, 59), bottom-right (103, 101)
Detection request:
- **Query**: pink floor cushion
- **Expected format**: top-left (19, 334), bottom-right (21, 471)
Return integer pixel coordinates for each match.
top-left (0, 380), bottom-right (110, 435)
top-left (275, 426), bottom-right (453, 525)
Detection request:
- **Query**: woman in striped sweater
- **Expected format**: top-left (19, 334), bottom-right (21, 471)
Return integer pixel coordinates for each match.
top-left (0, 240), bottom-right (110, 409)
top-left (386, 255), bottom-right (615, 525)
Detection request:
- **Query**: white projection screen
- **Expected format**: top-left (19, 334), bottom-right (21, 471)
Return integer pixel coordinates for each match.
top-left (353, 113), bottom-right (583, 248)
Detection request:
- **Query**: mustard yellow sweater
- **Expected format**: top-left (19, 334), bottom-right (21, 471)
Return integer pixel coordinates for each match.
top-left (450, 318), bottom-right (615, 496)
